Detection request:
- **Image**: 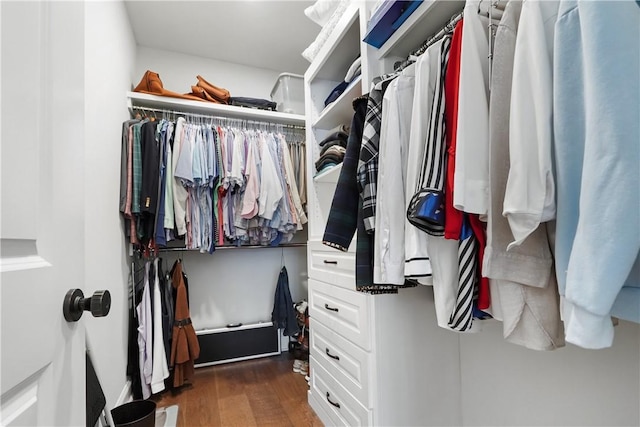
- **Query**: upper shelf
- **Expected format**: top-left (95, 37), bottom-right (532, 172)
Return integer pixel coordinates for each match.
top-left (305, 4), bottom-right (361, 83)
top-left (313, 76), bottom-right (362, 130)
top-left (126, 92), bottom-right (306, 126)
top-left (376, 0), bottom-right (465, 60)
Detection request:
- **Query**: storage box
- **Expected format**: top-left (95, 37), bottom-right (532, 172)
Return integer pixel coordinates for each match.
top-left (364, 0), bottom-right (423, 48)
top-left (194, 322), bottom-right (281, 368)
top-left (271, 73), bottom-right (305, 115)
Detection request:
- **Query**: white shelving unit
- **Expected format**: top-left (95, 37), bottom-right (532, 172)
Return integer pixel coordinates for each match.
top-left (313, 76), bottom-right (362, 130)
top-left (303, 3), bottom-right (462, 426)
top-left (306, 4), bottom-right (361, 82)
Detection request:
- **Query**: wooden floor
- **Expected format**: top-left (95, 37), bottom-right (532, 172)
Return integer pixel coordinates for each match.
top-left (152, 354), bottom-right (322, 427)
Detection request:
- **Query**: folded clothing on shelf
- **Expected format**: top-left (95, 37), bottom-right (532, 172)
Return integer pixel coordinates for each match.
top-left (229, 97), bottom-right (277, 111)
top-left (315, 145), bottom-right (346, 171)
top-left (324, 57), bottom-right (362, 107)
top-left (302, 0), bottom-right (352, 63)
top-left (318, 124), bottom-right (349, 146)
top-left (319, 138), bottom-right (347, 156)
top-left (304, 0), bottom-right (343, 27)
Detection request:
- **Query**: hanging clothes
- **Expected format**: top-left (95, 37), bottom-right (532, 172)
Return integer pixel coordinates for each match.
top-left (503, 1), bottom-right (559, 248)
top-left (483, 0), bottom-right (564, 351)
top-left (374, 65), bottom-right (417, 286)
top-left (127, 253), bottom-right (146, 400)
top-left (553, 0), bottom-right (640, 349)
top-left (136, 260), bottom-right (153, 399)
top-left (122, 114), bottom-right (307, 251)
top-left (140, 120), bottom-right (161, 243)
top-left (406, 38), bottom-right (463, 329)
top-left (170, 260), bottom-right (200, 388)
top-left (453, 0), bottom-right (494, 217)
top-left (323, 96), bottom-right (400, 294)
top-left (150, 258), bottom-right (170, 393)
top-left (271, 266), bottom-right (299, 337)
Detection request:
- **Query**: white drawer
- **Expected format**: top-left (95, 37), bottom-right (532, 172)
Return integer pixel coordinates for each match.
top-left (310, 318), bottom-right (371, 407)
top-left (309, 279), bottom-right (371, 351)
top-left (309, 355), bottom-right (373, 427)
top-left (308, 389), bottom-right (335, 427)
top-left (308, 241), bottom-right (356, 290)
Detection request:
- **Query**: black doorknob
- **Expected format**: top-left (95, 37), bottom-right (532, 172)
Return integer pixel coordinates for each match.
top-left (63, 289), bottom-right (111, 322)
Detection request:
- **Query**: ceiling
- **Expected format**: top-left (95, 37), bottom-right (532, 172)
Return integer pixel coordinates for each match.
top-left (124, 0), bottom-right (319, 75)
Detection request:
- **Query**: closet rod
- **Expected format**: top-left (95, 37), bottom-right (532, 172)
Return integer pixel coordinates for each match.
top-left (412, 8), bottom-right (464, 57)
top-left (130, 105), bottom-right (306, 130)
top-left (157, 242), bottom-right (307, 252)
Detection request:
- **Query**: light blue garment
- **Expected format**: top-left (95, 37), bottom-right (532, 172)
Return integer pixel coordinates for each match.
top-left (192, 126), bottom-right (203, 185)
top-left (554, 0), bottom-right (640, 348)
top-left (174, 125), bottom-right (194, 185)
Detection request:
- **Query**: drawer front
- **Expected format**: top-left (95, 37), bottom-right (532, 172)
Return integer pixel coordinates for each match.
top-left (309, 279), bottom-right (371, 350)
top-left (308, 241), bottom-right (356, 290)
top-left (308, 389), bottom-right (336, 427)
top-left (310, 319), bottom-right (371, 407)
top-left (310, 356), bottom-right (372, 427)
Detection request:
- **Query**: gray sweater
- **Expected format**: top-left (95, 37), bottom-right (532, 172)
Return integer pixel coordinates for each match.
top-left (483, 0), bottom-right (564, 351)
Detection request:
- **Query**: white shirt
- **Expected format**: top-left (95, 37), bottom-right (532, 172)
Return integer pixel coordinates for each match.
top-left (453, 0), bottom-right (492, 216)
top-left (150, 258), bottom-right (169, 394)
top-left (258, 133), bottom-right (283, 220)
top-left (137, 262), bottom-right (153, 399)
top-left (503, 0), bottom-right (560, 248)
top-left (374, 66), bottom-right (415, 285)
top-left (404, 44), bottom-right (440, 283)
top-left (172, 117), bottom-right (189, 235)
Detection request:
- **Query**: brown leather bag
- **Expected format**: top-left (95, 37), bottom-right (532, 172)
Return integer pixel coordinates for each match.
top-left (188, 85), bottom-right (222, 104)
top-left (196, 75), bottom-right (231, 104)
top-left (133, 70), bottom-right (204, 102)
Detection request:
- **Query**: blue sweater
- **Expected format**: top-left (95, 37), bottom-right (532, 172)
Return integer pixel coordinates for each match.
top-left (554, 0), bottom-right (640, 349)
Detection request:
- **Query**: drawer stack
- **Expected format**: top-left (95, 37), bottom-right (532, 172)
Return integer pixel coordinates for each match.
top-left (307, 252), bottom-right (373, 426)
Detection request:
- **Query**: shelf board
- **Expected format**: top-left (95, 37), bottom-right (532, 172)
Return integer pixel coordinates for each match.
top-left (376, 0), bottom-right (465, 60)
top-left (312, 76), bottom-right (362, 130)
top-left (305, 4), bottom-right (361, 82)
top-left (126, 92), bottom-right (306, 126)
top-left (313, 163), bottom-right (343, 184)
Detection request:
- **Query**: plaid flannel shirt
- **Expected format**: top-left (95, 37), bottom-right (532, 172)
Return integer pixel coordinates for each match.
top-left (357, 75), bottom-right (397, 232)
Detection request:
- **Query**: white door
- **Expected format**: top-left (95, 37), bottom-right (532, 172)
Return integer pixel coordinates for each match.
top-left (1, 2), bottom-right (88, 425)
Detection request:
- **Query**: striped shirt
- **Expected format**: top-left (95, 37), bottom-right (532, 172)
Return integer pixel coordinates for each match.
top-left (416, 36), bottom-right (452, 237)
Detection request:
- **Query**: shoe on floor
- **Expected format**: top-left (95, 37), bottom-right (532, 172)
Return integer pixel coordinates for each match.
top-left (299, 361), bottom-right (309, 375)
top-left (293, 359), bottom-right (303, 373)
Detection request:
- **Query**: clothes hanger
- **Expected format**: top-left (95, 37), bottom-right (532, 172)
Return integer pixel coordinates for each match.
top-left (280, 247), bottom-right (286, 271)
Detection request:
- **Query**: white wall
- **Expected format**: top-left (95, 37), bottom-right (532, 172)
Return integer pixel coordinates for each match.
top-left (160, 246), bottom-right (309, 330)
top-left (459, 319), bottom-right (640, 426)
top-left (84, 0), bottom-right (137, 419)
top-left (135, 46), bottom-right (282, 101)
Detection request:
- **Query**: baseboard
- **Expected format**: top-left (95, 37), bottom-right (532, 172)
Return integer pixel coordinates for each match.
top-left (115, 380), bottom-right (132, 407)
